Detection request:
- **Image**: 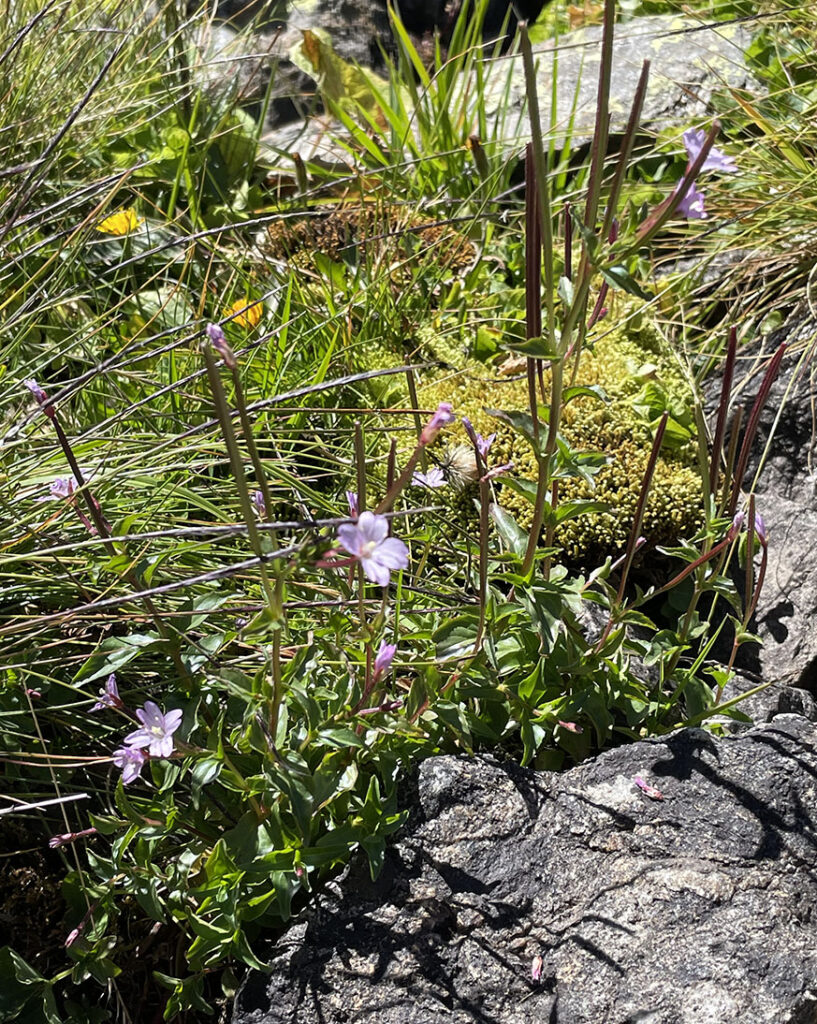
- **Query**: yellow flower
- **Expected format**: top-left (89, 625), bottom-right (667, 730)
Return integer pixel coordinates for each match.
top-left (224, 299), bottom-right (263, 329)
top-left (96, 208), bottom-right (143, 236)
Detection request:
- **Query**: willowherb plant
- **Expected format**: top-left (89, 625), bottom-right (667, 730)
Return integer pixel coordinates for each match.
top-left (0, 0), bottom-right (766, 1020)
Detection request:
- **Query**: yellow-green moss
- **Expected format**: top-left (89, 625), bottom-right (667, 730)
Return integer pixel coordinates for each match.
top-left (412, 307), bottom-right (703, 563)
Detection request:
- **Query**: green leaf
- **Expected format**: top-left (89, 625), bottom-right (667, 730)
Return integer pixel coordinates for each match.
top-left (433, 615), bottom-right (478, 661)
top-left (485, 408), bottom-right (545, 455)
top-left (134, 878), bottom-right (166, 923)
top-left (554, 499), bottom-right (610, 525)
top-left (73, 633), bottom-right (160, 683)
top-left (317, 727), bottom-right (365, 749)
top-left (0, 947), bottom-right (60, 1024)
top-left (191, 756), bottom-right (223, 806)
top-left (205, 840), bottom-right (239, 883)
top-left (600, 264), bottom-right (652, 300)
top-left (490, 502), bottom-right (529, 558)
top-left (558, 275), bottom-right (574, 306)
top-left (561, 384), bottom-right (609, 406)
top-left (500, 335), bottom-right (561, 360)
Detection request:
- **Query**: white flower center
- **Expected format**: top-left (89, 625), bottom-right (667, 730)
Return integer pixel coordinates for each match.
top-left (360, 540), bottom-right (378, 559)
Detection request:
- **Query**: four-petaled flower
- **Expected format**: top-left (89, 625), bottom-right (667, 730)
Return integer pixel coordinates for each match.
top-left (337, 511), bottom-right (409, 586)
top-left (113, 746), bottom-right (146, 785)
top-left (412, 467), bottom-right (446, 489)
top-left (682, 128), bottom-right (738, 174)
top-left (124, 701), bottom-right (183, 758)
top-left (373, 640), bottom-right (397, 683)
top-left (91, 674), bottom-right (123, 712)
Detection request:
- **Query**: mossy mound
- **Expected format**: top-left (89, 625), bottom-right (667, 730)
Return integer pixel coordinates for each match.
top-left (415, 307), bottom-right (703, 564)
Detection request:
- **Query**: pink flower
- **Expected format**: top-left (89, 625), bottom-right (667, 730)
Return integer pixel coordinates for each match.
top-left (412, 467), bottom-right (446, 489)
top-left (728, 508), bottom-right (768, 547)
top-left (753, 512), bottom-right (768, 546)
top-left (481, 461), bottom-right (513, 483)
top-left (531, 955), bottom-right (544, 983)
top-left (49, 476), bottom-right (76, 499)
top-left (476, 433), bottom-right (496, 458)
top-left (206, 322), bottom-right (236, 368)
top-left (557, 720), bottom-right (583, 734)
top-left (373, 640), bottom-right (397, 682)
top-left (337, 512), bottom-right (409, 586)
top-left (24, 378), bottom-right (55, 418)
top-left (49, 827), bottom-right (97, 849)
top-left (682, 128), bottom-right (737, 174)
top-left (419, 402), bottom-right (455, 446)
top-left (24, 379), bottom-right (49, 404)
top-left (728, 509), bottom-right (745, 541)
top-left (124, 701), bottom-right (183, 758)
top-left (674, 180), bottom-right (707, 220)
top-left (634, 775), bottom-right (664, 801)
top-left (113, 746), bottom-right (146, 785)
top-left (91, 674), bottom-right (123, 712)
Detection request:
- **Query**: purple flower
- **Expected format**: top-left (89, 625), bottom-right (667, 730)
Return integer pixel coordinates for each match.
top-left (728, 508), bottom-right (768, 547)
top-left (682, 128), bottom-right (738, 174)
top-left (49, 827), bottom-right (97, 849)
top-left (113, 746), bottom-right (146, 785)
top-left (674, 180), bottom-right (707, 220)
top-left (24, 378), bottom-right (55, 418)
top-left (728, 510), bottom-right (745, 541)
top-left (252, 490), bottom-right (266, 517)
top-left (336, 511), bottom-right (409, 586)
top-left (419, 402), bottom-right (455, 446)
top-left (476, 433), bottom-right (496, 458)
top-left (412, 467), bottom-right (446, 489)
top-left (50, 476), bottom-right (76, 499)
top-left (24, 379), bottom-right (49, 404)
top-left (373, 640), bottom-right (397, 682)
top-left (753, 512), bottom-right (768, 546)
top-left (634, 775), bottom-right (664, 801)
top-left (481, 461), bottom-right (513, 483)
top-left (91, 674), bottom-right (123, 712)
top-left (346, 491), bottom-right (359, 518)
top-left (206, 322), bottom-right (236, 368)
top-left (124, 701), bottom-right (183, 758)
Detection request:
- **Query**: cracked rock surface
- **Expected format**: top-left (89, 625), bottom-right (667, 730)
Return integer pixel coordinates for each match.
top-left (234, 716), bottom-right (817, 1024)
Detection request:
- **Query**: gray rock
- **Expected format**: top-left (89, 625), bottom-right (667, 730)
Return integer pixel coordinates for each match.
top-left (715, 323), bottom-right (817, 694)
top-left (234, 716), bottom-right (817, 1024)
top-left (261, 14), bottom-right (754, 173)
top-left (477, 15), bottom-right (754, 153)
